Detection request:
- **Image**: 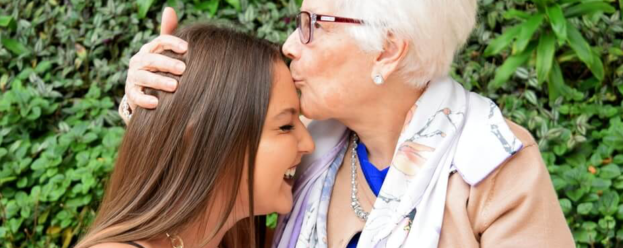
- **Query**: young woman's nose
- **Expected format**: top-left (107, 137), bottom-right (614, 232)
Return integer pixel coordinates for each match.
top-left (297, 126), bottom-right (315, 155)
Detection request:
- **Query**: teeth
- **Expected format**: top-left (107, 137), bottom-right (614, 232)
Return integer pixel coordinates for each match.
top-left (284, 167), bottom-right (296, 180)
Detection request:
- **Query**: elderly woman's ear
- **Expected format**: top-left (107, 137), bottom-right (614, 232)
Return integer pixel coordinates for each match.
top-left (371, 32), bottom-right (409, 85)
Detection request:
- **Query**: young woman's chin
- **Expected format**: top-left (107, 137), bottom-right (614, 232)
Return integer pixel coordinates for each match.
top-left (254, 182), bottom-right (293, 215)
top-left (276, 181), bottom-right (295, 214)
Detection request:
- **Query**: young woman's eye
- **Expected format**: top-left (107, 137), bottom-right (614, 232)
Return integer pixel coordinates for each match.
top-left (279, 125), bottom-right (295, 132)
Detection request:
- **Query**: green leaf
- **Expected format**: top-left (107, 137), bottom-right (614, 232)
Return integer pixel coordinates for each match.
top-left (592, 178), bottom-right (612, 190)
top-left (524, 90), bottom-right (538, 105)
top-left (600, 164), bottom-right (621, 179)
top-left (9, 218), bottom-right (22, 233)
top-left (137, 0), bottom-right (155, 19)
top-left (166, 0), bottom-right (178, 8)
top-left (566, 22), bottom-right (594, 68)
top-left (17, 177), bottom-right (27, 188)
top-left (15, 191), bottom-right (28, 207)
top-left (35, 61), bottom-right (53, 74)
top-left (587, 50), bottom-right (604, 81)
top-left (565, 2), bottom-right (616, 18)
top-left (27, 106), bottom-right (41, 120)
top-left (266, 213), bottom-right (278, 228)
top-left (559, 198), bottom-right (572, 214)
top-left (0, 15), bottom-right (16, 29)
top-left (484, 25), bottom-right (522, 56)
top-left (568, 186), bottom-right (587, 202)
top-left (225, 0), bottom-right (241, 11)
top-left (503, 9), bottom-right (531, 20)
top-left (598, 216), bottom-right (616, 230)
top-left (546, 4), bottom-right (567, 41)
top-left (196, 0), bottom-right (220, 16)
top-left (531, 0), bottom-right (549, 11)
top-left (31, 157), bottom-right (49, 171)
top-left (598, 191), bottom-right (620, 216)
top-left (82, 132), bottom-right (98, 144)
top-left (536, 32), bottom-right (556, 84)
top-left (578, 202), bottom-right (593, 215)
top-left (513, 14), bottom-right (544, 54)
top-left (0, 177), bottom-right (17, 186)
top-left (560, 0), bottom-right (583, 4)
top-left (0, 148), bottom-right (7, 159)
top-left (489, 44), bottom-right (534, 89)
top-left (5, 201), bottom-right (18, 219)
top-left (1, 38), bottom-right (30, 55)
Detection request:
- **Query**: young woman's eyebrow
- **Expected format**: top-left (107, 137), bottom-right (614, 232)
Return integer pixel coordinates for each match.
top-left (274, 108), bottom-right (296, 119)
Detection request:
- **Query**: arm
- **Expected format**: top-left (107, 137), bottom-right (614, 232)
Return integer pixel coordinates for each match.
top-left (119, 7), bottom-right (187, 124)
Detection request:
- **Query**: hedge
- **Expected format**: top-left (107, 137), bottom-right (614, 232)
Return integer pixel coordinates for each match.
top-left (0, 0), bottom-right (621, 247)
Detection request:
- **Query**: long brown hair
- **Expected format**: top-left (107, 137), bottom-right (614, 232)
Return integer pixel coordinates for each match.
top-left (77, 24), bottom-right (281, 247)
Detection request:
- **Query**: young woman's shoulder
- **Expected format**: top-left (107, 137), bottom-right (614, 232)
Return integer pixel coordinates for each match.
top-left (89, 243), bottom-right (142, 248)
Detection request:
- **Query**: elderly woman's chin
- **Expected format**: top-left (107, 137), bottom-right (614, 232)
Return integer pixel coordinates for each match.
top-left (299, 98), bottom-right (328, 120)
top-left (298, 93), bottom-right (345, 121)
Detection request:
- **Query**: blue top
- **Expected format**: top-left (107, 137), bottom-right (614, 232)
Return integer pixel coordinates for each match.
top-left (347, 141), bottom-right (389, 248)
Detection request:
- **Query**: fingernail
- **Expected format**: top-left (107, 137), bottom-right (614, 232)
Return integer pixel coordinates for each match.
top-left (168, 80), bottom-right (178, 89)
top-left (179, 42), bottom-right (188, 50)
top-left (149, 98), bottom-right (158, 105)
top-left (176, 63), bottom-right (186, 73)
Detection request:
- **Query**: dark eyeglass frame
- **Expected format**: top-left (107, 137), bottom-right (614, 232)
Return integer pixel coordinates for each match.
top-left (296, 11), bottom-right (364, 44)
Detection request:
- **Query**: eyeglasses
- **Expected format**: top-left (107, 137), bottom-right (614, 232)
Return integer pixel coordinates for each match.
top-left (296, 11), bottom-right (364, 44)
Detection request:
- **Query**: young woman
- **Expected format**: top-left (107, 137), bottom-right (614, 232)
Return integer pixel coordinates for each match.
top-left (76, 24), bottom-right (314, 248)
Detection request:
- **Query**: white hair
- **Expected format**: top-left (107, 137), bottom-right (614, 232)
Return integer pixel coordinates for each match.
top-left (337, 0), bottom-right (478, 87)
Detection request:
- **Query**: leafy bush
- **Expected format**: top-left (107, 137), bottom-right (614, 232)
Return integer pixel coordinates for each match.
top-left (0, 0), bottom-right (621, 247)
top-left (453, 0), bottom-right (623, 246)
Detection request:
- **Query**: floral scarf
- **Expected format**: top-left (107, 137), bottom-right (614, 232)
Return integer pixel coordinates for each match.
top-left (273, 77), bottom-right (523, 248)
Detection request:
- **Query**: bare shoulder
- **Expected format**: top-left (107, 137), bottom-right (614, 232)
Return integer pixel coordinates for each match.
top-left (89, 243), bottom-right (138, 248)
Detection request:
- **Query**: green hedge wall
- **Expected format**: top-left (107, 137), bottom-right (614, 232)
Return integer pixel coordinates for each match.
top-left (0, 0), bottom-right (621, 247)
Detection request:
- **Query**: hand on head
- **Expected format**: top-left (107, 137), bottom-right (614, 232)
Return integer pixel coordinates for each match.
top-left (120, 7), bottom-right (187, 123)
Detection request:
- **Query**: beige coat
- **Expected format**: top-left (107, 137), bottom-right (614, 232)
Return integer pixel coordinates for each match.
top-left (438, 121), bottom-right (575, 247)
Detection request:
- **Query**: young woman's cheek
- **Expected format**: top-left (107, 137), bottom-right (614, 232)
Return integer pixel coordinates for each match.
top-left (253, 135), bottom-right (279, 214)
top-left (253, 133), bottom-right (297, 214)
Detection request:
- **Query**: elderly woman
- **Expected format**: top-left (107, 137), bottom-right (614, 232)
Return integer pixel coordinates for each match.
top-left (121, 1), bottom-right (574, 247)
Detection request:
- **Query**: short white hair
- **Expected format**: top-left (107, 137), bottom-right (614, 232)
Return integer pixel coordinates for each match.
top-left (337, 0), bottom-right (478, 87)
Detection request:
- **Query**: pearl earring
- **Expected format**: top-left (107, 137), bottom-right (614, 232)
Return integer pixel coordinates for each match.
top-left (373, 74), bottom-right (384, 85)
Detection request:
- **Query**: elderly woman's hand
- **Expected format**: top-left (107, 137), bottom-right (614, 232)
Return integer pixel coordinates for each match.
top-left (120, 7), bottom-right (187, 123)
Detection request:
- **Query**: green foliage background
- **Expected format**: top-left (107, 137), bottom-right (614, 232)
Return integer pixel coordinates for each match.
top-left (0, 0), bottom-right (621, 247)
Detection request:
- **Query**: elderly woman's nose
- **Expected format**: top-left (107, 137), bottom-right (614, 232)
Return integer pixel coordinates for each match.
top-left (282, 32), bottom-right (300, 60)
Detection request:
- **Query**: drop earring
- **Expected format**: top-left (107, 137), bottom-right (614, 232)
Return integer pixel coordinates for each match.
top-left (373, 74), bottom-right (384, 85)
